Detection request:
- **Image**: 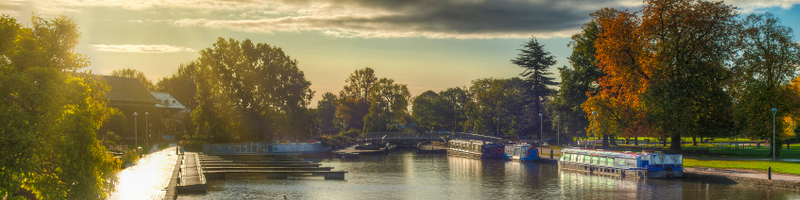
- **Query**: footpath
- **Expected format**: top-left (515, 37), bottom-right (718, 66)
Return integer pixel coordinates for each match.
top-left (108, 143), bottom-right (180, 200)
top-left (684, 166), bottom-right (800, 191)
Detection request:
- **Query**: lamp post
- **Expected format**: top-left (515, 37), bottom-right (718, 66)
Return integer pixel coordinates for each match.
top-left (539, 113), bottom-right (543, 146)
top-left (467, 116), bottom-right (471, 132)
top-left (133, 112), bottom-right (138, 147)
top-left (592, 111), bottom-right (597, 149)
top-left (772, 108), bottom-right (777, 161)
top-left (557, 115), bottom-right (560, 147)
top-left (496, 118), bottom-right (500, 136)
top-left (145, 112), bottom-right (149, 147)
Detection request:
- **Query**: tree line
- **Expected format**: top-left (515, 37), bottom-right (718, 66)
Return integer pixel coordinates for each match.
top-left (551, 0), bottom-right (800, 155)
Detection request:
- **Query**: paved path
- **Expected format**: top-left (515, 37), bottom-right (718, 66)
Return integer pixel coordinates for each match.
top-left (685, 167), bottom-right (800, 182)
top-left (109, 144), bottom-right (179, 200)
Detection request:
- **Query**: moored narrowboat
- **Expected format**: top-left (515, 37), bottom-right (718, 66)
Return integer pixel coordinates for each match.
top-left (447, 139), bottom-right (505, 159)
top-left (558, 148), bottom-right (683, 179)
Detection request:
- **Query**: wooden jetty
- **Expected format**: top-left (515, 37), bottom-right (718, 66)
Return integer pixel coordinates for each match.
top-left (198, 154), bottom-right (347, 180)
top-left (332, 145), bottom-right (387, 158)
top-left (177, 153), bottom-right (207, 194)
top-left (416, 144), bottom-right (447, 154)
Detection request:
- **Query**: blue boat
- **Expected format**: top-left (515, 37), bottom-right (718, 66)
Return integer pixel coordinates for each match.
top-left (503, 143), bottom-right (540, 161)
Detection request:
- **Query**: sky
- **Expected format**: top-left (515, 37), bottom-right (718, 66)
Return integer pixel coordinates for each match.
top-left (2, 0), bottom-right (800, 108)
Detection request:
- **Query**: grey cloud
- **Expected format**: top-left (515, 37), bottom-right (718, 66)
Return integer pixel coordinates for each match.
top-left (173, 0), bottom-right (641, 38)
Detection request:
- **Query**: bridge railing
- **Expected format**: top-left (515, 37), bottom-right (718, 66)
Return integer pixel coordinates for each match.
top-left (361, 132), bottom-right (454, 141)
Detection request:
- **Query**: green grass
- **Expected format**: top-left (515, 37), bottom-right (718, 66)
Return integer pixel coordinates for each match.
top-left (700, 148), bottom-right (800, 159)
top-left (684, 159), bottom-right (800, 175)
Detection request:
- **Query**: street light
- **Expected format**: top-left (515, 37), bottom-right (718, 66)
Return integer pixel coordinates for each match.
top-left (557, 115), bottom-right (560, 147)
top-left (496, 118), bottom-right (500, 136)
top-left (133, 112), bottom-right (138, 147)
top-left (145, 112), bottom-right (149, 147)
top-left (592, 111), bottom-right (597, 149)
top-left (467, 116), bottom-right (471, 132)
top-left (772, 108), bottom-right (777, 161)
top-left (539, 113), bottom-right (543, 147)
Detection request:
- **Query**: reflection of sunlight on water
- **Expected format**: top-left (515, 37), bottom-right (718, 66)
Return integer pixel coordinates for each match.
top-left (558, 170), bottom-right (679, 199)
top-left (109, 147), bottom-right (176, 200)
top-left (448, 156), bottom-right (483, 180)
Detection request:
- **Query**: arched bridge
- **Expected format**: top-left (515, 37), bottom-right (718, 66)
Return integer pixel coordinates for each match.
top-left (359, 132), bottom-right (452, 146)
top-left (359, 132), bottom-right (504, 147)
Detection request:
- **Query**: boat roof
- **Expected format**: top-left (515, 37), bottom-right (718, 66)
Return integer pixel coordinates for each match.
top-left (562, 148), bottom-right (642, 158)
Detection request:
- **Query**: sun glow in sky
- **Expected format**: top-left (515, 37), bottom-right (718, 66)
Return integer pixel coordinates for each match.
top-left (3, 0), bottom-right (800, 107)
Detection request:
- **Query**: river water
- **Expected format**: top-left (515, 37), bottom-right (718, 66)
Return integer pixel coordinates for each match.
top-left (178, 149), bottom-right (800, 200)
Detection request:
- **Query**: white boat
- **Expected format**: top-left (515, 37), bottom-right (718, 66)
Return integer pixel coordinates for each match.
top-left (559, 148), bottom-right (683, 179)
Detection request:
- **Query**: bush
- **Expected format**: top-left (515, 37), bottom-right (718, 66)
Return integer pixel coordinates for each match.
top-left (182, 140), bottom-right (206, 152)
top-left (121, 148), bottom-right (140, 167)
top-left (339, 128), bottom-right (361, 138)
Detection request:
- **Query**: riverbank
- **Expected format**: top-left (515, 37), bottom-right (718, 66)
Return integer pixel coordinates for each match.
top-left (684, 167), bottom-right (800, 191)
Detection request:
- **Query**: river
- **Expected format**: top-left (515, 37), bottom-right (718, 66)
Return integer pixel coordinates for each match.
top-left (178, 149), bottom-right (800, 200)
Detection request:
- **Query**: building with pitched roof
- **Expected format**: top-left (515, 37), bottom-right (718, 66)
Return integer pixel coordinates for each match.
top-left (97, 76), bottom-right (186, 146)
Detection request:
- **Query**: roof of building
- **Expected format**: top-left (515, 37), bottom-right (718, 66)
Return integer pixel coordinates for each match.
top-left (151, 92), bottom-right (187, 110)
top-left (98, 76), bottom-right (160, 104)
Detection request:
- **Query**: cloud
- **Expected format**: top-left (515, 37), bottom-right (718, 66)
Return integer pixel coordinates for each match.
top-left (23, 0), bottom-right (800, 39)
top-left (92, 44), bottom-right (196, 53)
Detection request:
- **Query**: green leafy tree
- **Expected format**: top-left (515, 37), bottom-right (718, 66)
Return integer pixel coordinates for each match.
top-left (439, 87), bottom-right (472, 132)
top-left (732, 13), bottom-right (800, 156)
top-left (363, 78), bottom-right (411, 133)
top-left (192, 38), bottom-right (315, 142)
top-left (317, 92), bottom-right (339, 132)
top-left (157, 62), bottom-right (198, 110)
top-left (511, 37), bottom-right (558, 140)
top-left (412, 91), bottom-right (448, 131)
top-left (336, 68), bottom-right (378, 132)
top-left (467, 78), bottom-right (529, 137)
top-left (550, 20), bottom-right (604, 144)
top-left (0, 15), bottom-right (120, 199)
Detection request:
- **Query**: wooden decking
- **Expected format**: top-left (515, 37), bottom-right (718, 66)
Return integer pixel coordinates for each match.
top-left (199, 154), bottom-right (347, 180)
top-left (177, 153), bottom-right (207, 194)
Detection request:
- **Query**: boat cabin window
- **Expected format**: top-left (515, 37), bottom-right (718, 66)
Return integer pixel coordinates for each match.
top-left (618, 158), bottom-right (626, 166)
top-left (564, 153), bottom-right (571, 161)
top-left (591, 156), bottom-right (599, 165)
top-left (607, 157), bottom-right (615, 167)
top-left (599, 157), bottom-right (607, 166)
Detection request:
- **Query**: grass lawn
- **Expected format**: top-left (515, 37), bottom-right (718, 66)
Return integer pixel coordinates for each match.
top-left (684, 159), bottom-right (800, 175)
top-left (699, 148), bottom-right (800, 159)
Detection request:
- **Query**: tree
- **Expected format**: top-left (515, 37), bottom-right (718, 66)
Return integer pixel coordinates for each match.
top-left (363, 78), bottom-right (411, 133)
top-left (439, 87), bottom-right (472, 132)
top-left (412, 91), bottom-right (447, 131)
top-left (511, 37), bottom-right (558, 140)
top-left (584, 1), bottom-right (738, 150)
top-left (317, 92), bottom-right (338, 133)
top-left (550, 20), bottom-right (604, 144)
top-left (582, 8), bottom-right (650, 147)
top-left (639, 0), bottom-right (738, 151)
top-left (467, 78), bottom-right (529, 137)
top-left (0, 14), bottom-right (119, 199)
top-left (111, 68), bottom-right (156, 91)
top-left (732, 13), bottom-right (800, 156)
top-left (192, 38), bottom-right (315, 142)
top-left (412, 87), bottom-right (472, 132)
top-left (336, 68), bottom-right (378, 132)
top-left (157, 62), bottom-right (198, 110)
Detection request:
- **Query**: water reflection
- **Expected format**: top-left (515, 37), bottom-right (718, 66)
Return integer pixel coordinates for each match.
top-left (178, 150), bottom-right (800, 200)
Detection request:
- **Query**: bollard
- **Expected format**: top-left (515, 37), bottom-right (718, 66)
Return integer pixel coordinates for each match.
top-left (550, 149), bottom-right (554, 159)
top-left (769, 167), bottom-right (772, 180)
